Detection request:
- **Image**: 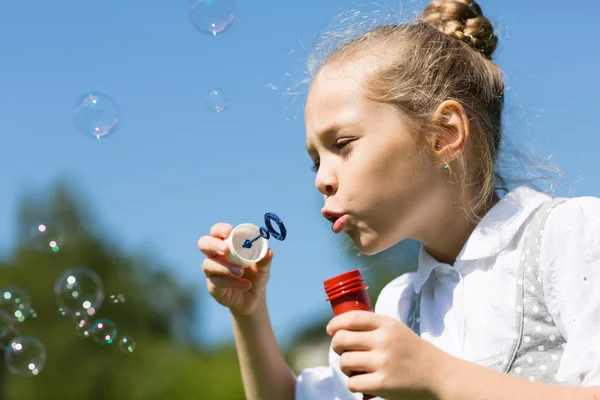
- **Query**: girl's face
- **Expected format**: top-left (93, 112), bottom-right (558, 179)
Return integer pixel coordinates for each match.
top-left (305, 62), bottom-right (449, 255)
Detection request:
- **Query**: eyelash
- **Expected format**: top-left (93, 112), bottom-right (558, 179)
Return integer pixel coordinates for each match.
top-left (311, 140), bottom-right (352, 172)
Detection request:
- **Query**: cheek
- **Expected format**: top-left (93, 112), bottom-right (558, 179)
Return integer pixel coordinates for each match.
top-left (374, 143), bottom-right (422, 182)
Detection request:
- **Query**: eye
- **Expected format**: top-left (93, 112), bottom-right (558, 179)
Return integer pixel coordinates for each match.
top-left (311, 160), bottom-right (320, 173)
top-left (310, 140), bottom-right (354, 173)
top-left (333, 139), bottom-right (353, 154)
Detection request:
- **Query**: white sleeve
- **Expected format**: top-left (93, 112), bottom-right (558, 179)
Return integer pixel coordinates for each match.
top-left (541, 196), bottom-right (600, 387)
top-left (295, 365), bottom-right (349, 400)
top-left (294, 272), bottom-right (418, 399)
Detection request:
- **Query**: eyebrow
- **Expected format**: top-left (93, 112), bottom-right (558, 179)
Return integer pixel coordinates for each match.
top-left (306, 122), bottom-right (354, 153)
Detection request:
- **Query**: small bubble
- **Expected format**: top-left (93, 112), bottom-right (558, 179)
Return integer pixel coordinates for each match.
top-left (0, 326), bottom-right (20, 350)
top-left (189, 0), bottom-right (235, 36)
top-left (205, 89), bottom-right (229, 113)
top-left (73, 92), bottom-right (119, 139)
top-left (90, 319), bottom-right (118, 345)
top-left (72, 310), bottom-right (88, 324)
top-left (30, 221), bottom-right (64, 253)
top-left (4, 336), bottom-right (46, 377)
top-left (0, 287), bottom-right (32, 322)
top-left (119, 336), bottom-right (136, 353)
top-left (75, 320), bottom-right (91, 338)
top-left (54, 267), bottom-right (104, 316)
top-left (109, 294), bottom-right (126, 304)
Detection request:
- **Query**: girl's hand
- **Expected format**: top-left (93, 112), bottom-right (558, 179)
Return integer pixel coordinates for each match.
top-left (198, 222), bottom-right (274, 316)
top-left (327, 310), bottom-right (449, 400)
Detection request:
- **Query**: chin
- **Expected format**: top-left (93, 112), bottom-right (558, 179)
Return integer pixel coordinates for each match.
top-left (349, 233), bottom-right (389, 256)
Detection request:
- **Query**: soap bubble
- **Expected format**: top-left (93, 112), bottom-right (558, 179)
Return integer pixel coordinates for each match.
top-left (4, 336), bottom-right (46, 376)
top-left (30, 221), bottom-right (63, 253)
top-left (75, 319), bottom-right (91, 338)
top-left (0, 287), bottom-right (32, 322)
top-left (189, 0), bottom-right (235, 36)
top-left (109, 294), bottom-right (126, 304)
top-left (0, 326), bottom-right (20, 350)
top-left (72, 309), bottom-right (88, 323)
top-left (73, 92), bottom-right (119, 139)
top-left (54, 267), bottom-right (104, 316)
top-left (119, 336), bottom-right (136, 353)
top-left (0, 310), bottom-right (17, 348)
top-left (90, 319), bottom-right (118, 345)
top-left (206, 89), bottom-right (229, 113)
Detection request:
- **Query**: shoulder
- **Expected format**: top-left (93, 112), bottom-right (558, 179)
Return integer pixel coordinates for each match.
top-left (543, 195), bottom-right (600, 249)
top-left (540, 196), bottom-right (600, 323)
top-left (374, 272), bottom-right (417, 321)
top-left (538, 196), bottom-right (600, 385)
top-left (547, 195), bottom-right (600, 225)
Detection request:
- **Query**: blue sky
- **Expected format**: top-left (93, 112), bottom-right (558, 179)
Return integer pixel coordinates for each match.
top-left (0, 0), bottom-right (599, 349)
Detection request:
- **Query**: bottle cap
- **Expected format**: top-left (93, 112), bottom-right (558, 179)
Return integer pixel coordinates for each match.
top-left (324, 269), bottom-right (373, 316)
top-left (225, 213), bottom-right (287, 268)
top-left (225, 223), bottom-right (269, 268)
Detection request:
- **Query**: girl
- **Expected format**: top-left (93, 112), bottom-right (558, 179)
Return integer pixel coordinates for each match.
top-left (198, 0), bottom-right (600, 399)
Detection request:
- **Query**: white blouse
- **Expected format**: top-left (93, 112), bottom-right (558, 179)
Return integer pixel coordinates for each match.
top-left (295, 185), bottom-right (600, 400)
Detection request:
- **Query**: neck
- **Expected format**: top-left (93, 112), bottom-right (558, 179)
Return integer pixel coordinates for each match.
top-left (420, 192), bottom-right (499, 265)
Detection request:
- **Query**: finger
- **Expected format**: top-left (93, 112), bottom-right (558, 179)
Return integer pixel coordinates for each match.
top-left (255, 248), bottom-right (274, 269)
top-left (347, 371), bottom-right (383, 396)
top-left (207, 275), bottom-right (251, 291)
top-left (331, 330), bottom-right (373, 356)
top-left (327, 311), bottom-right (381, 335)
top-left (339, 351), bottom-right (376, 377)
top-left (202, 256), bottom-right (245, 278)
top-left (210, 223), bottom-right (233, 239)
top-left (198, 235), bottom-right (229, 256)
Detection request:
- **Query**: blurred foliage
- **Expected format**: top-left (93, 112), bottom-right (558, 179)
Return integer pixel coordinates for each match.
top-left (0, 180), bottom-right (423, 399)
top-left (0, 181), bottom-right (246, 400)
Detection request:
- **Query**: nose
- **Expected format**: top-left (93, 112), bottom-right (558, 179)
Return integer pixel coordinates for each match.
top-left (315, 167), bottom-right (338, 197)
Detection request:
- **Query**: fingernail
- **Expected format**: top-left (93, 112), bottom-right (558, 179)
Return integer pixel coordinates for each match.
top-left (218, 244), bottom-right (228, 254)
top-left (231, 266), bottom-right (243, 276)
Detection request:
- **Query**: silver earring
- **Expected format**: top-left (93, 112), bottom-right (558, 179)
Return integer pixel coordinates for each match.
top-left (443, 162), bottom-right (451, 173)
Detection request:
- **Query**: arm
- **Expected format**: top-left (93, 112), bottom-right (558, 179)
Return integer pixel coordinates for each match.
top-left (231, 291), bottom-right (296, 400)
top-left (436, 354), bottom-right (600, 400)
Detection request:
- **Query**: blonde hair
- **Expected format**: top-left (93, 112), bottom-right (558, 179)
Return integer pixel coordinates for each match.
top-left (311, 0), bottom-right (507, 224)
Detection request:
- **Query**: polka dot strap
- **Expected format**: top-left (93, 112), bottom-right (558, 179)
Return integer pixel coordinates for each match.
top-left (503, 197), bottom-right (568, 383)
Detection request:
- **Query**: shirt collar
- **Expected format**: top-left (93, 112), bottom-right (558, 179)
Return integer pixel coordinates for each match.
top-left (413, 185), bottom-right (551, 294)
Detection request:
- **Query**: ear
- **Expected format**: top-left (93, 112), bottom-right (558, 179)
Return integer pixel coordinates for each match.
top-left (430, 100), bottom-right (470, 165)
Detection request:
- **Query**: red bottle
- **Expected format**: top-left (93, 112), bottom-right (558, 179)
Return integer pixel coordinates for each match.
top-left (324, 269), bottom-right (374, 399)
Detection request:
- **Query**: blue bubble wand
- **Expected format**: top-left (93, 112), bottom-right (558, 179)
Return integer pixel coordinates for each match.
top-left (242, 212), bottom-right (287, 249)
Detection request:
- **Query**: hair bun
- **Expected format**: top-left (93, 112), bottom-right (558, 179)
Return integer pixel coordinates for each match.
top-left (420, 0), bottom-right (498, 59)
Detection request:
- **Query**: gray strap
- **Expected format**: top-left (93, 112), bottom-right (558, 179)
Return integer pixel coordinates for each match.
top-left (407, 281), bottom-right (421, 335)
top-left (502, 197), bottom-right (566, 373)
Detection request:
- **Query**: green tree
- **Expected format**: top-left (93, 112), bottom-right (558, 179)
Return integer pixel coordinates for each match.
top-left (0, 180), bottom-right (246, 400)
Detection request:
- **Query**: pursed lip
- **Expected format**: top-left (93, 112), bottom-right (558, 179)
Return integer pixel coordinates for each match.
top-left (321, 209), bottom-right (346, 224)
